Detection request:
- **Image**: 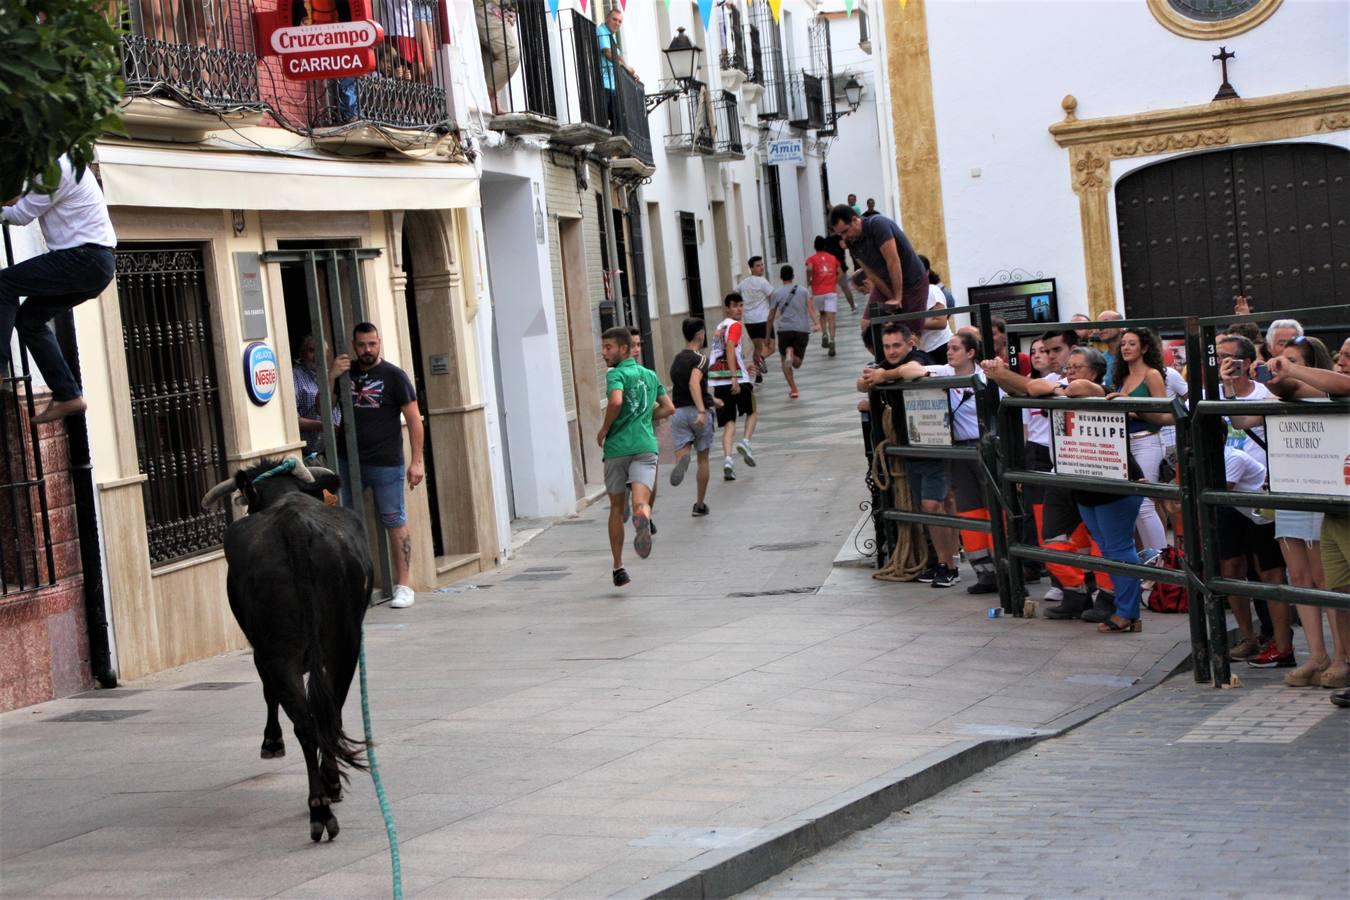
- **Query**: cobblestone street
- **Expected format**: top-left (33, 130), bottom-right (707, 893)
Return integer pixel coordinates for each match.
top-left (743, 663), bottom-right (1350, 898)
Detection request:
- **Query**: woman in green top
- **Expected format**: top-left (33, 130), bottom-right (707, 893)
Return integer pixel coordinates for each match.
top-left (1107, 327), bottom-right (1173, 552)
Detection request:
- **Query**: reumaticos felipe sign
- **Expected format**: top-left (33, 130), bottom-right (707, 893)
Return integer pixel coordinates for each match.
top-left (255, 0), bottom-right (383, 81)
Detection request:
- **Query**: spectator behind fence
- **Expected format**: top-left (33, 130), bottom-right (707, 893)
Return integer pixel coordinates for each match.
top-left (1106, 327), bottom-right (1173, 555)
top-left (1215, 332), bottom-right (1287, 663)
top-left (916, 255), bottom-right (951, 365)
top-left (1265, 347), bottom-right (1350, 708)
top-left (293, 334), bottom-right (344, 462)
top-left (830, 204), bottom-right (928, 317)
top-left (892, 332), bottom-right (1000, 594)
top-left (1264, 335), bottom-right (1348, 689)
top-left (1093, 310), bottom-right (1124, 389)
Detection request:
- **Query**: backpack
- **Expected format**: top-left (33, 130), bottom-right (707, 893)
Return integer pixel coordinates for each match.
top-left (1145, 546), bottom-right (1187, 613)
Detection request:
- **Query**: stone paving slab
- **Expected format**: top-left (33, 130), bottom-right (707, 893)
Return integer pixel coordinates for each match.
top-left (740, 662), bottom-right (1349, 898)
top-left (0, 323), bottom-right (1197, 898)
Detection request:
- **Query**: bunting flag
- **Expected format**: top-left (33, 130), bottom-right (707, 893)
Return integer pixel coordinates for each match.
top-left (768, 0), bottom-right (781, 24)
top-left (549, 0), bottom-right (559, 19)
top-left (899, 0), bottom-right (908, 9)
top-left (845, 0), bottom-right (854, 15)
top-left (698, 0), bottom-right (713, 29)
top-left (579, 0), bottom-right (587, 13)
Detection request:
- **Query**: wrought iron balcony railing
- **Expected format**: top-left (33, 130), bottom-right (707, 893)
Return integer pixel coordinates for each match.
top-left (712, 90), bottom-right (744, 159)
top-left (788, 72), bottom-right (826, 131)
top-left (718, 2), bottom-right (749, 76)
top-left (117, 0), bottom-right (263, 111)
top-left (663, 80), bottom-right (714, 157)
top-left (609, 66), bottom-right (654, 167)
top-left (303, 0), bottom-right (453, 132)
top-left (551, 9), bottom-right (611, 145)
top-left (477, 0), bottom-right (557, 132)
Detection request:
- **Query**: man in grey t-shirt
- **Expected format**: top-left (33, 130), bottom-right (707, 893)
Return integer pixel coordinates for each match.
top-left (766, 265), bottom-right (820, 400)
top-left (829, 204), bottom-right (928, 316)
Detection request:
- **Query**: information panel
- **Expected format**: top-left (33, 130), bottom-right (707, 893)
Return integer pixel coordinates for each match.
top-left (1051, 409), bottom-right (1129, 480)
top-left (904, 389), bottom-right (953, 447)
top-left (1266, 412), bottom-right (1350, 497)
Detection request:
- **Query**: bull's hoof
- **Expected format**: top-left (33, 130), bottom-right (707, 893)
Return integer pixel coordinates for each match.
top-left (260, 739), bottom-right (286, 759)
top-left (309, 798), bottom-right (339, 842)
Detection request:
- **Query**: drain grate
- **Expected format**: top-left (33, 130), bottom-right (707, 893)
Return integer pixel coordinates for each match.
top-left (505, 572), bottom-right (571, 583)
top-left (727, 586), bottom-right (821, 598)
top-left (748, 541), bottom-right (821, 552)
top-left (71, 689), bottom-right (146, 699)
top-left (46, 709), bottom-right (148, 723)
top-left (176, 682), bottom-right (249, 691)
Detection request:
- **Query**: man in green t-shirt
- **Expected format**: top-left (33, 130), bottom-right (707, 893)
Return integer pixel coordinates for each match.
top-left (598, 327), bottom-right (673, 586)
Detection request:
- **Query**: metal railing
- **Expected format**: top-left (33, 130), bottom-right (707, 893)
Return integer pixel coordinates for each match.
top-left (750, 0), bottom-right (787, 118)
top-left (117, 0), bottom-right (263, 111)
top-left (0, 362), bottom-right (56, 599)
top-left (718, 1), bottom-right (749, 75)
top-left (554, 8), bottom-right (610, 139)
top-left (610, 66), bottom-right (654, 167)
top-left (477, 0), bottom-right (557, 123)
top-left (864, 305), bottom-right (1010, 596)
top-left (305, 0), bottom-right (452, 131)
top-left (116, 246), bottom-right (230, 567)
top-left (788, 72), bottom-right (826, 130)
top-left (663, 80), bottom-right (714, 156)
top-left (712, 90), bottom-right (745, 158)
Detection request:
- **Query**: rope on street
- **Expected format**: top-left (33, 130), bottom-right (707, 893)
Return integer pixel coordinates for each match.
top-left (871, 405), bottom-right (927, 582)
top-left (359, 633), bottom-right (402, 899)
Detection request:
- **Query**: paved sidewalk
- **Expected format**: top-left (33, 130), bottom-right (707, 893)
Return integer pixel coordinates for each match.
top-left (742, 663), bottom-right (1349, 898)
top-left (0, 320), bottom-right (1197, 898)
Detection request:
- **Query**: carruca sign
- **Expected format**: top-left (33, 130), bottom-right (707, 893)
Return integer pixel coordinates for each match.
top-left (255, 0), bottom-right (383, 81)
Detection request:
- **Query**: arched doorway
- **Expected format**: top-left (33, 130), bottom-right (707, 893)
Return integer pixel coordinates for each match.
top-left (1115, 142), bottom-right (1349, 319)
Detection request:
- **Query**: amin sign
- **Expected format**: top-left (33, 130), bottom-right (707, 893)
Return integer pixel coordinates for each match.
top-left (255, 0), bottom-right (382, 81)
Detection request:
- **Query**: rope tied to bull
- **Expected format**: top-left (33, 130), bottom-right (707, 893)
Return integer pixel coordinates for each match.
top-left (871, 404), bottom-right (928, 583)
top-left (251, 457), bottom-right (297, 483)
top-left (359, 635), bottom-right (403, 899)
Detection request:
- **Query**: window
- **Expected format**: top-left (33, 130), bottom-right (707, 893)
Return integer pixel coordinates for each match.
top-left (763, 164), bottom-right (787, 264)
top-left (116, 245), bottom-right (230, 566)
top-left (0, 369), bottom-right (55, 596)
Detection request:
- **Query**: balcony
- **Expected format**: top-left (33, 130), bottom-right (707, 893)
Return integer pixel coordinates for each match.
top-left (550, 9), bottom-right (611, 147)
top-left (477, 0), bottom-right (558, 136)
top-left (717, 2), bottom-right (750, 91)
top-left (116, 0), bottom-right (265, 141)
top-left (596, 66), bottom-right (655, 171)
top-left (787, 72), bottom-right (826, 131)
top-left (301, 1), bottom-right (454, 152)
top-left (712, 90), bottom-right (745, 160)
top-left (663, 81), bottom-right (714, 157)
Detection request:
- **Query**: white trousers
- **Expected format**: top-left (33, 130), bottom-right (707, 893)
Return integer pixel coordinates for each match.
top-left (1130, 431), bottom-right (1168, 550)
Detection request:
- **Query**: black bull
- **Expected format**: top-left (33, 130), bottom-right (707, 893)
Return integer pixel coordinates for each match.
top-left (201, 457), bottom-right (373, 842)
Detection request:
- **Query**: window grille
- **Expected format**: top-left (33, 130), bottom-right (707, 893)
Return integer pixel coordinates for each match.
top-left (750, 1), bottom-right (787, 119)
top-left (116, 246), bottom-right (230, 566)
top-left (0, 361), bottom-right (56, 597)
top-left (763, 164), bottom-right (787, 263)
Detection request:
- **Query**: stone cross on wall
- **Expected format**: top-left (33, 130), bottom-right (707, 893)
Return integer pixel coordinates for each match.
top-left (1212, 46), bottom-right (1239, 101)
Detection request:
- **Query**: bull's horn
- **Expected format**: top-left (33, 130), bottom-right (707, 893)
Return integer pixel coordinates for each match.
top-left (308, 467), bottom-right (337, 480)
top-left (291, 456), bottom-right (314, 483)
top-left (200, 478), bottom-right (237, 509)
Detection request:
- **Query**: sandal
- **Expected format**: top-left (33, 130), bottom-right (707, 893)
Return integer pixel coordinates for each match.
top-left (1098, 616), bottom-right (1141, 634)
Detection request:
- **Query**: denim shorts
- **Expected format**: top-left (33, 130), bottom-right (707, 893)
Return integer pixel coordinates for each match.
top-left (339, 461), bottom-right (407, 528)
top-left (414, 0), bottom-right (436, 22)
top-left (906, 458), bottom-right (949, 503)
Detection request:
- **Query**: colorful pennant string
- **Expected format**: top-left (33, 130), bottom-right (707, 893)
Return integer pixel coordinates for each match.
top-left (697, 0), bottom-right (712, 29)
top-left (768, 0), bottom-right (781, 24)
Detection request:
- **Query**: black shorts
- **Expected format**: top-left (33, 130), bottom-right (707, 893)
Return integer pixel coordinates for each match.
top-left (778, 331), bottom-right (809, 360)
top-left (714, 383), bottom-right (754, 427)
top-left (746, 321), bottom-right (769, 340)
top-left (950, 442), bottom-right (984, 513)
top-left (1216, 508), bottom-right (1284, 569)
top-left (1024, 442), bottom-right (1054, 507)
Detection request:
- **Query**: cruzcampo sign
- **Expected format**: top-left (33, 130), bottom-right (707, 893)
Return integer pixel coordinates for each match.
top-left (255, 0), bottom-right (383, 81)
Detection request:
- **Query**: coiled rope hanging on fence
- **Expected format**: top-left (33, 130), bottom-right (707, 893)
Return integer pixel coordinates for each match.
top-left (870, 405), bottom-right (928, 583)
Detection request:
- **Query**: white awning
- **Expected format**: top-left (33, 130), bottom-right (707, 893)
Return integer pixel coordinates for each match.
top-left (95, 143), bottom-right (480, 211)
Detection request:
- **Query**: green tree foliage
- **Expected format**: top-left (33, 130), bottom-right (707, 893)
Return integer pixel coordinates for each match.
top-left (0, 2), bottom-right (122, 198)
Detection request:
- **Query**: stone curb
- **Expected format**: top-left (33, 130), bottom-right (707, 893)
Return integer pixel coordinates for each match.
top-left (615, 638), bottom-right (1196, 899)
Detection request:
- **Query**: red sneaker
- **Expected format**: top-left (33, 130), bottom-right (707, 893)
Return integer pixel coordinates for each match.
top-left (1246, 643), bottom-right (1297, 669)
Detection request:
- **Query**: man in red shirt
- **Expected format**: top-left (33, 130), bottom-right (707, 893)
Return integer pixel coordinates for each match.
top-left (805, 236), bottom-right (842, 357)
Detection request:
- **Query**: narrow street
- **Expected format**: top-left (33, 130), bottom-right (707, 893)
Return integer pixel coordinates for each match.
top-left (1, 315), bottom-right (1197, 897)
top-left (743, 663), bottom-right (1349, 898)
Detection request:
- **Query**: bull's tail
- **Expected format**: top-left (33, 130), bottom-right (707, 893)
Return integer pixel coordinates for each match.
top-left (287, 522), bottom-right (368, 777)
top-left (306, 642), bottom-right (368, 777)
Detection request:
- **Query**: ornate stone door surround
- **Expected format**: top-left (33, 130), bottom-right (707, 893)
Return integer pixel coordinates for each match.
top-left (1049, 85), bottom-right (1350, 317)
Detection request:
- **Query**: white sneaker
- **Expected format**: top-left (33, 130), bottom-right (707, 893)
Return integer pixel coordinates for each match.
top-left (1042, 586), bottom-right (1063, 603)
top-left (390, 585), bottom-right (415, 609)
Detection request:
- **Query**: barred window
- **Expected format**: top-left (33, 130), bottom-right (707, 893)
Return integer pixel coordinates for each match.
top-left (116, 246), bottom-right (230, 566)
top-left (0, 370), bottom-right (56, 597)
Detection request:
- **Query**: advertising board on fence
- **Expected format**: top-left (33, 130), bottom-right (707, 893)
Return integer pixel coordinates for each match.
top-left (1266, 412), bottom-right (1350, 497)
top-left (1051, 409), bottom-right (1128, 479)
top-left (904, 389), bottom-right (953, 447)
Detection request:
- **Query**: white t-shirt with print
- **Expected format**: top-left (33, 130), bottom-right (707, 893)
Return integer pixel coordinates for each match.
top-left (1224, 445), bottom-right (1271, 524)
top-left (1224, 380), bottom-right (1271, 469)
top-left (1023, 373), bottom-right (1066, 447)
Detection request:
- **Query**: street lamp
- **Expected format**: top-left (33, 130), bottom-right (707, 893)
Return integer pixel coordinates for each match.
top-left (644, 28), bottom-right (705, 114)
top-left (843, 75), bottom-right (863, 112)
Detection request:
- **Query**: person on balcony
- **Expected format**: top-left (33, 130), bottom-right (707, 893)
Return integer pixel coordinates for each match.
top-left (597, 5), bottom-right (639, 92)
top-left (1, 155), bottom-right (117, 424)
top-left (475, 0), bottom-right (520, 114)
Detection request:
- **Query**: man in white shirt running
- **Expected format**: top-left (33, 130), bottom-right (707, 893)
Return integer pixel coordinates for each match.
top-left (734, 256), bottom-right (775, 383)
top-left (1, 155), bottom-right (117, 423)
top-left (707, 293), bottom-right (758, 480)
